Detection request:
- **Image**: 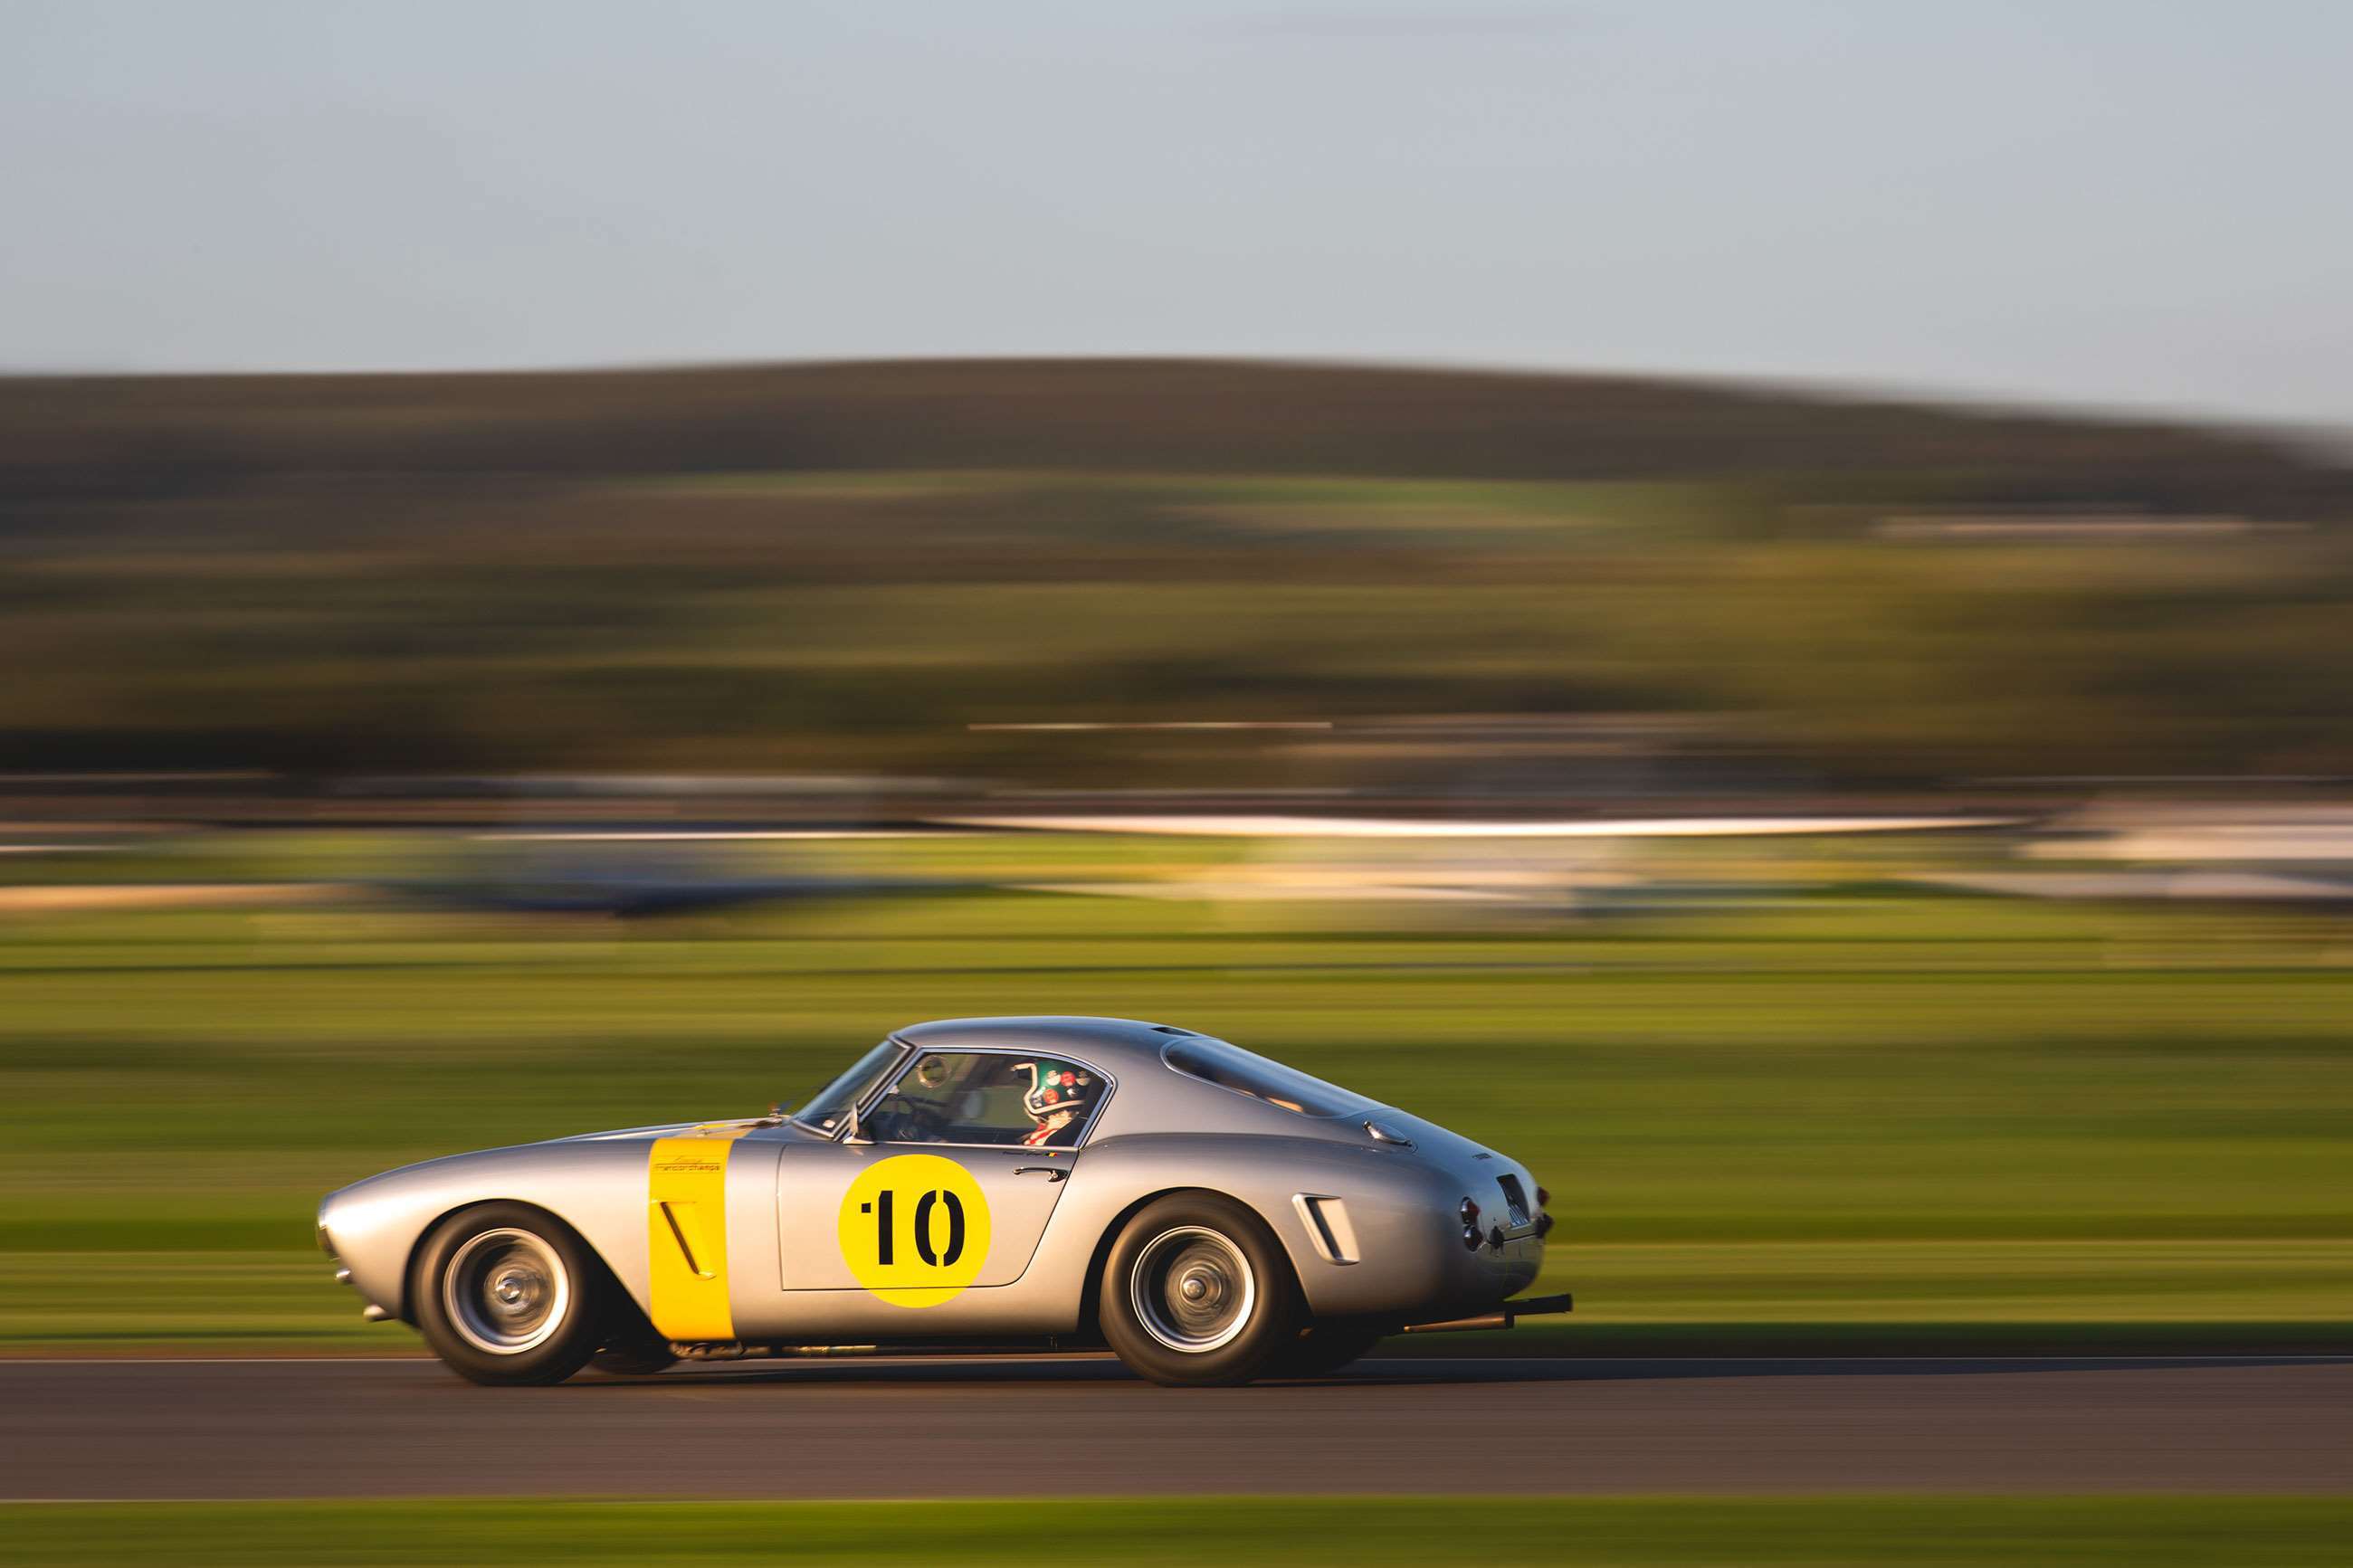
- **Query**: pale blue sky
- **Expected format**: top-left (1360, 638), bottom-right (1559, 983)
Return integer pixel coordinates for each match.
top-left (5, 1), bottom-right (2348, 422)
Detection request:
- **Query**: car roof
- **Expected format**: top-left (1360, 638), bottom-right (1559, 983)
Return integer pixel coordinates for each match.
top-left (893, 1015), bottom-right (1196, 1069)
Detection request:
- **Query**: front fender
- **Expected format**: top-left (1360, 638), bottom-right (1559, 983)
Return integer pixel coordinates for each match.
top-left (317, 1139), bottom-right (654, 1323)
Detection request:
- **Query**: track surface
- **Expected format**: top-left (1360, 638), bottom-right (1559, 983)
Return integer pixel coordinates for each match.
top-left (5, 1355), bottom-right (2348, 1499)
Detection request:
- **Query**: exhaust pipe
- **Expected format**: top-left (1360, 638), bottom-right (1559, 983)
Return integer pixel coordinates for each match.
top-left (1398, 1292), bottom-right (1573, 1335)
top-left (671, 1340), bottom-right (750, 1360)
top-left (1398, 1312), bottom-right (1508, 1335)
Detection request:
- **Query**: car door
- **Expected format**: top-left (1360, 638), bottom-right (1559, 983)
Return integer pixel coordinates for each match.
top-left (774, 1047), bottom-right (1109, 1300)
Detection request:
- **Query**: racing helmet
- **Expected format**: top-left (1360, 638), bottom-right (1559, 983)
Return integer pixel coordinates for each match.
top-left (1014, 1060), bottom-right (1097, 1126)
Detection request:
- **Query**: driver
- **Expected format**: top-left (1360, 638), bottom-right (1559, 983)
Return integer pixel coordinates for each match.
top-left (1013, 1060), bottom-right (1097, 1148)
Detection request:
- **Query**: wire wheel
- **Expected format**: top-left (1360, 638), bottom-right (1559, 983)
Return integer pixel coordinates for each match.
top-left (1129, 1225), bottom-right (1257, 1354)
top-left (442, 1226), bottom-right (571, 1355)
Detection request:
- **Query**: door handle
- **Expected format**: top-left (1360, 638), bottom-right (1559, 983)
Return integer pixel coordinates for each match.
top-left (1011, 1165), bottom-right (1066, 1183)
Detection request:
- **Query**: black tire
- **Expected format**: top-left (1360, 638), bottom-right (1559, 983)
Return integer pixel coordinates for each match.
top-left (412, 1202), bottom-right (604, 1386)
top-left (1272, 1320), bottom-right (1390, 1378)
top-left (1099, 1193), bottom-right (1300, 1387)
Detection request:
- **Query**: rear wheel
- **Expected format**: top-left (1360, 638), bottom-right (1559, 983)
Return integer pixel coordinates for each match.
top-left (1272, 1320), bottom-right (1390, 1377)
top-left (414, 1203), bottom-right (604, 1386)
top-left (1099, 1193), bottom-right (1299, 1387)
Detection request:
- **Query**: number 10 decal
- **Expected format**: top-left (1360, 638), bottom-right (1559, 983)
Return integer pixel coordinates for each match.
top-left (865, 1186), bottom-right (967, 1268)
top-left (838, 1154), bottom-right (992, 1307)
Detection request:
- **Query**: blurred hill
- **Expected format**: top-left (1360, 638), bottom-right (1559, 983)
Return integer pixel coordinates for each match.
top-left (7, 358), bottom-right (2347, 502)
top-left (3, 358), bottom-right (2349, 787)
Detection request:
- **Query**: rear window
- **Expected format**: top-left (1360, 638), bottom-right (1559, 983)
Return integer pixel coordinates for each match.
top-left (1162, 1036), bottom-right (1372, 1119)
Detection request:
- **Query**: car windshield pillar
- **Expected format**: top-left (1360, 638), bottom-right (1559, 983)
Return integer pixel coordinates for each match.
top-left (793, 1040), bottom-right (907, 1136)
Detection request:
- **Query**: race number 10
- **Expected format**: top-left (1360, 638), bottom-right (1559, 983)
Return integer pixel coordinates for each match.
top-left (862, 1186), bottom-right (967, 1268)
top-left (837, 1153), bottom-right (993, 1307)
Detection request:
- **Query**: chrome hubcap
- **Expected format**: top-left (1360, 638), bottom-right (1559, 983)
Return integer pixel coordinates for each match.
top-left (1131, 1226), bottom-right (1255, 1354)
top-left (443, 1228), bottom-right (570, 1355)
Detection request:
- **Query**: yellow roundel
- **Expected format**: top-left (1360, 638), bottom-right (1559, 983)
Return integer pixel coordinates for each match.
top-left (836, 1154), bottom-right (993, 1307)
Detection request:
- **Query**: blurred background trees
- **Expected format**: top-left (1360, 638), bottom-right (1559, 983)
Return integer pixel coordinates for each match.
top-left (5, 358), bottom-right (2348, 793)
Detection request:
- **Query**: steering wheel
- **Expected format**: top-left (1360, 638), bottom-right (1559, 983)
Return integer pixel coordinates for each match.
top-left (869, 1092), bottom-right (948, 1143)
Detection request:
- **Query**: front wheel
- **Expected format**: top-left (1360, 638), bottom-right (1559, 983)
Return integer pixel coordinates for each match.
top-left (413, 1202), bottom-right (604, 1386)
top-left (1099, 1193), bottom-right (1299, 1387)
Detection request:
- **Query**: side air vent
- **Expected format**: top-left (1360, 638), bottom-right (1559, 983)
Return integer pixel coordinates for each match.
top-left (1291, 1194), bottom-right (1360, 1265)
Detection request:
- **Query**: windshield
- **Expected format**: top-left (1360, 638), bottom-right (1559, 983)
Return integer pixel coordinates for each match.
top-left (793, 1039), bottom-right (906, 1133)
top-left (1162, 1035), bottom-right (1372, 1118)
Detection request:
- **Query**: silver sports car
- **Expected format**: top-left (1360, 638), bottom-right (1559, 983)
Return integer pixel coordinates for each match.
top-left (317, 1016), bottom-right (1566, 1386)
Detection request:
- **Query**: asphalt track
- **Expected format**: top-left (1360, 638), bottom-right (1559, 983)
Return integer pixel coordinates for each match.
top-left (5, 1354), bottom-right (2348, 1499)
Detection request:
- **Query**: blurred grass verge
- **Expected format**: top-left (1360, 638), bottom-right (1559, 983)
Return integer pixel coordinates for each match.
top-left (0, 886), bottom-right (2346, 1351)
top-left (8, 1497), bottom-right (2351, 1566)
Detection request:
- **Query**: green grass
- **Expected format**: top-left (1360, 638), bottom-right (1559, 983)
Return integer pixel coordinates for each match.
top-left (9, 1497), bottom-right (2351, 1566)
top-left (0, 880), bottom-right (2348, 1348)
top-left (7, 1240), bottom-right (2350, 1351)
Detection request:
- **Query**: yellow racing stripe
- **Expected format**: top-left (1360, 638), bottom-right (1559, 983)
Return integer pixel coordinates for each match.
top-left (646, 1124), bottom-right (756, 1341)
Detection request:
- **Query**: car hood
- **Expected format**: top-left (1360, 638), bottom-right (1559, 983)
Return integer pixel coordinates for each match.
top-left (556, 1117), bottom-right (776, 1144)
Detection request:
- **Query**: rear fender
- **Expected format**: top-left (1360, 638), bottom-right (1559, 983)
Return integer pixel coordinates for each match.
top-left (1041, 1133), bottom-right (1458, 1320)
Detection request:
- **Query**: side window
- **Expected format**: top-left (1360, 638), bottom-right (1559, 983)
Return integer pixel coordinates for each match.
top-left (1162, 1036), bottom-right (1368, 1118)
top-left (868, 1052), bottom-right (1106, 1147)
